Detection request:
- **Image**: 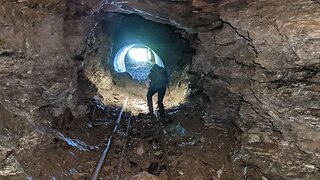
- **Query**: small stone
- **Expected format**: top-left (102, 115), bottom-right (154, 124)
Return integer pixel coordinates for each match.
top-left (178, 170), bottom-right (184, 175)
top-left (304, 164), bottom-right (316, 170)
top-left (158, 172), bottom-right (167, 180)
top-left (154, 151), bottom-right (163, 156)
top-left (130, 171), bottom-right (159, 180)
top-left (136, 145), bottom-right (144, 155)
top-left (0, 146), bottom-right (14, 161)
top-left (247, 134), bottom-right (260, 144)
top-left (217, 169), bottom-right (223, 179)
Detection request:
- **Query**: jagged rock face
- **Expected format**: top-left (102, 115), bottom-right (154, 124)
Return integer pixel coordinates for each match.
top-left (218, 0), bottom-right (320, 178)
top-left (0, 0), bottom-right (94, 176)
top-left (0, 0), bottom-right (88, 116)
top-left (0, 0), bottom-right (319, 179)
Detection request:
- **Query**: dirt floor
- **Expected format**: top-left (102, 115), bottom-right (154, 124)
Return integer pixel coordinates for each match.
top-left (8, 97), bottom-right (264, 180)
top-left (0, 71), bottom-right (265, 180)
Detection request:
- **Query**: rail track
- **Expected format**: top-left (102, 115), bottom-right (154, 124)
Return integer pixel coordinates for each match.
top-left (90, 97), bottom-right (171, 179)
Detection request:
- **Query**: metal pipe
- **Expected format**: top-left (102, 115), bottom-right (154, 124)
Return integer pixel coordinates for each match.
top-left (91, 97), bottom-right (128, 180)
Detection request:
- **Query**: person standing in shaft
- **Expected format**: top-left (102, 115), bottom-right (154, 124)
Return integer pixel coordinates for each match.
top-left (146, 49), bottom-right (169, 118)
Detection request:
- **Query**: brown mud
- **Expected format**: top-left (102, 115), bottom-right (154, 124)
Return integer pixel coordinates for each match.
top-left (14, 101), bottom-right (262, 180)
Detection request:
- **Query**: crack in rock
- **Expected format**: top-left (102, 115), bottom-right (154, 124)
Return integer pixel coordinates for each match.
top-left (219, 19), bottom-right (258, 55)
top-left (218, 19), bottom-right (268, 70)
top-left (240, 97), bottom-right (282, 135)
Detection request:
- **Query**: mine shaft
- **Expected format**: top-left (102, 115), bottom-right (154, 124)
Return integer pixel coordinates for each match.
top-left (0, 0), bottom-right (319, 180)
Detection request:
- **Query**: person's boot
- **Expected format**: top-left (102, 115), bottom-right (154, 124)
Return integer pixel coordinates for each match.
top-left (148, 107), bottom-right (155, 118)
top-left (159, 110), bottom-right (165, 118)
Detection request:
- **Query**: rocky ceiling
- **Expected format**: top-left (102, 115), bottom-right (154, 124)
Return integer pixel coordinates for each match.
top-left (0, 0), bottom-right (319, 179)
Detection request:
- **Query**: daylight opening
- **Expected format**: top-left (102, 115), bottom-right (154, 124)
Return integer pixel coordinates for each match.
top-left (113, 43), bottom-right (164, 81)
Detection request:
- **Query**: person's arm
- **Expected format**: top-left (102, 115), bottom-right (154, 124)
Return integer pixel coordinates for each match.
top-left (145, 77), bottom-right (151, 88)
top-left (146, 67), bottom-right (153, 88)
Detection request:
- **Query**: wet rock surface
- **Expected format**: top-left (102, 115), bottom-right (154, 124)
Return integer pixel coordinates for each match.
top-left (0, 0), bottom-right (319, 179)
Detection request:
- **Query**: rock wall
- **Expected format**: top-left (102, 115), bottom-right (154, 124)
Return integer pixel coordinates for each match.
top-left (218, 0), bottom-right (320, 178)
top-left (0, 0), bottom-right (90, 117)
top-left (0, 0), bottom-right (93, 177)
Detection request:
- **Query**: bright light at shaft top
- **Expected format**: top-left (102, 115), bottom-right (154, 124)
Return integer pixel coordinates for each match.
top-left (128, 48), bottom-right (152, 62)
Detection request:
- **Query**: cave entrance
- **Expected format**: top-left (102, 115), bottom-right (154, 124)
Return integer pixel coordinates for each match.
top-left (103, 13), bottom-right (194, 77)
top-left (113, 43), bottom-right (164, 82)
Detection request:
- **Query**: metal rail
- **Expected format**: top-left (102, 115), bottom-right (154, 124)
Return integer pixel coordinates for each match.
top-left (115, 114), bottom-right (132, 180)
top-left (91, 97), bottom-right (128, 180)
top-left (160, 128), bottom-right (172, 179)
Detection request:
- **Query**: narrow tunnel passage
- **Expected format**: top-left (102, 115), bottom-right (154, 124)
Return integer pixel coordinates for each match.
top-left (83, 13), bottom-right (196, 115)
top-left (1, 0), bottom-right (319, 179)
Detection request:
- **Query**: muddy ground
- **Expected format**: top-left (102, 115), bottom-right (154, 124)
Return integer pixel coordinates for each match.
top-left (9, 98), bottom-right (263, 180)
top-left (0, 73), bottom-right (264, 180)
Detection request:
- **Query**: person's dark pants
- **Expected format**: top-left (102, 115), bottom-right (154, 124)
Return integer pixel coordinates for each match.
top-left (147, 85), bottom-right (166, 118)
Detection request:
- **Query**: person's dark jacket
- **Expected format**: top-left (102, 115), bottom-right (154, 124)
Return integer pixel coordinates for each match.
top-left (148, 64), bottom-right (168, 89)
